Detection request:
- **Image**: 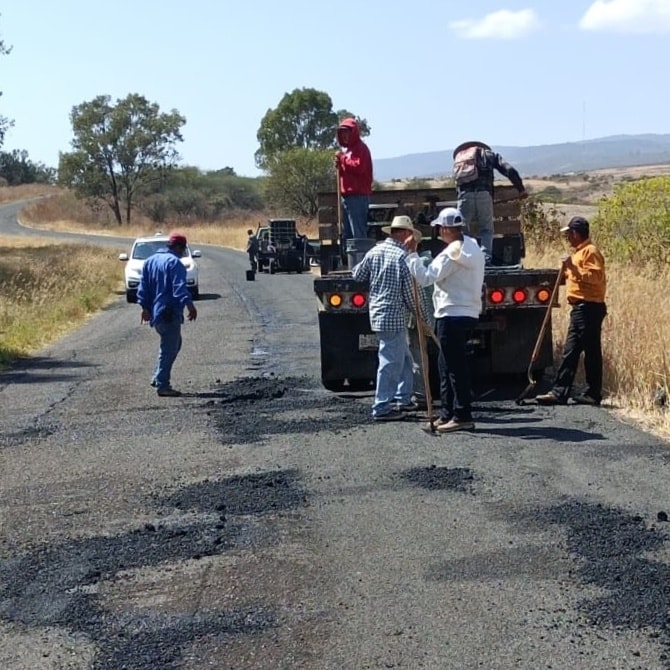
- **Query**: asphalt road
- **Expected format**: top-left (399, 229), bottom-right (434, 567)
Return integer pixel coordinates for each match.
top-left (2, 201), bottom-right (670, 669)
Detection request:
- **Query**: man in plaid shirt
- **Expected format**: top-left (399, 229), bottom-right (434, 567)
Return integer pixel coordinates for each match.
top-left (352, 216), bottom-right (420, 421)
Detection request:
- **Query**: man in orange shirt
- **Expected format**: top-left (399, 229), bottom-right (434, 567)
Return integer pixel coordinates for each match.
top-left (536, 216), bottom-right (607, 406)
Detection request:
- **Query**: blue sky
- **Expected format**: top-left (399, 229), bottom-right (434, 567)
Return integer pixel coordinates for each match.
top-left (2, 0), bottom-right (669, 177)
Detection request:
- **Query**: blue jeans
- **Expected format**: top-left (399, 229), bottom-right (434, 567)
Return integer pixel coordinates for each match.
top-left (341, 195), bottom-right (370, 239)
top-left (153, 318), bottom-right (183, 389)
top-left (373, 330), bottom-right (414, 417)
top-left (458, 191), bottom-right (493, 260)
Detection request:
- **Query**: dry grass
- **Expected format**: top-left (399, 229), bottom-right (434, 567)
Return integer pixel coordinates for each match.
top-left (0, 238), bottom-right (122, 365)
top-left (0, 184), bottom-right (60, 204)
top-left (19, 191), bottom-right (319, 252)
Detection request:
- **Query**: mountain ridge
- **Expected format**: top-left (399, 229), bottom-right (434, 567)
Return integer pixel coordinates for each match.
top-left (373, 133), bottom-right (670, 182)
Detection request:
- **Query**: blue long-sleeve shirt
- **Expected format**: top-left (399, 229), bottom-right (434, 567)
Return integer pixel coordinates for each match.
top-left (137, 249), bottom-right (193, 326)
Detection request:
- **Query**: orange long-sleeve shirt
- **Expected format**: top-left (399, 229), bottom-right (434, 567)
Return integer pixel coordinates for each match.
top-left (564, 239), bottom-right (606, 304)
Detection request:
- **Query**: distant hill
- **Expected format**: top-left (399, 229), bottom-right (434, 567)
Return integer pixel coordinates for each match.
top-left (373, 134), bottom-right (670, 181)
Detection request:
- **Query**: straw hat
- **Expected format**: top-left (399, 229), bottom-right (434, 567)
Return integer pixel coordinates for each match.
top-left (381, 215), bottom-right (422, 243)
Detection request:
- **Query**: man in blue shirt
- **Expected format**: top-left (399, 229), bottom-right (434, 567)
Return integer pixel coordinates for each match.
top-left (352, 215), bottom-right (420, 421)
top-left (137, 232), bottom-right (197, 397)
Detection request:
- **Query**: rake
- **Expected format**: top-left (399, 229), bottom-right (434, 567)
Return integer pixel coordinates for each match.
top-left (515, 267), bottom-right (563, 405)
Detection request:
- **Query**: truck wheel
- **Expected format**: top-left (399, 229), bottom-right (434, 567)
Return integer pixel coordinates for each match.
top-left (323, 379), bottom-right (347, 392)
top-left (126, 290), bottom-right (137, 304)
top-left (346, 379), bottom-right (374, 392)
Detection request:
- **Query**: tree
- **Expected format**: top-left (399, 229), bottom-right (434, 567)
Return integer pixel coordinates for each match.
top-left (0, 149), bottom-right (55, 185)
top-left (0, 19), bottom-right (15, 148)
top-left (59, 93), bottom-right (185, 224)
top-left (255, 87), bottom-right (369, 170)
top-left (263, 148), bottom-right (334, 217)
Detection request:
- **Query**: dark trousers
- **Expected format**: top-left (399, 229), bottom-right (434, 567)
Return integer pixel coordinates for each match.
top-left (436, 316), bottom-right (477, 422)
top-left (552, 302), bottom-right (607, 401)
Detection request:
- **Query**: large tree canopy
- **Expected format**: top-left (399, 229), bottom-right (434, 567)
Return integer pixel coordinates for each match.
top-left (256, 88), bottom-right (370, 216)
top-left (255, 87), bottom-right (369, 170)
top-left (59, 93), bottom-right (185, 224)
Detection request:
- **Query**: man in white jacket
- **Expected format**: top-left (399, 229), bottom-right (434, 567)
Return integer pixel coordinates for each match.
top-left (404, 207), bottom-right (485, 433)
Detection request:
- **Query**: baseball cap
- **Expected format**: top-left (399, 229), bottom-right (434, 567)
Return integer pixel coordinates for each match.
top-left (168, 231), bottom-right (188, 247)
top-left (560, 216), bottom-right (589, 235)
top-left (431, 207), bottom-right (464, 228)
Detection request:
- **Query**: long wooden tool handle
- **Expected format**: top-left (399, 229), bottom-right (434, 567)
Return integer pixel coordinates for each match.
top-left (412, 279), bottom-right (434, 430)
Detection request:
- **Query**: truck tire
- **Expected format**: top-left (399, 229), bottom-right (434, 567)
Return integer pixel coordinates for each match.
top-left (323, 379), bottom-right (347, 392)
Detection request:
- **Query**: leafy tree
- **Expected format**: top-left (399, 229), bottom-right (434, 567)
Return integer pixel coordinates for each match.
top-left (59, 93), bottom-right (185, 224)
top-left (255, 87), bottom-right (369, 170)
top-left (0, 149), bottom-right (55, 185)
top-left (263, 148), bottom-right (334, 217)
top-left (0, 20), bottom-right (14, 147)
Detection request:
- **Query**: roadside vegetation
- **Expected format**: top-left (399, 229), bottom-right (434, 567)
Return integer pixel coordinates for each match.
top-left (0, 236), bottom-right (121, 366)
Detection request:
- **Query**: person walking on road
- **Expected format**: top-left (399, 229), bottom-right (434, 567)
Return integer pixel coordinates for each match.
top-left (336, 117), bottom-right (373, 240)
top-left (536, 216), bottom-right (607, 406)
top-left (404, 207), bottom-right (485, 433)
top-left (137, 231), bottom-right (198, 397)
top-left (352, 215), bottom-right (420, 421)
top-left (246, 228), bottom-right (259, 271)
top-left (453, 140), bottom-right (528, 264)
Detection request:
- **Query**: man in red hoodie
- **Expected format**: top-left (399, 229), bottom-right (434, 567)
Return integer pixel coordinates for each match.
top-left (335, 117), bottom-right (373, 240)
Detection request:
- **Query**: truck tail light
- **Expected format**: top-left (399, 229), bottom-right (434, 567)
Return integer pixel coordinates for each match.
top-left (536, 288), bottom-right (551, 303)
top-left (512, 289), bottom-right (528, 304)
top-left (351, 293), bottom-right (367, 308)
top-left (489, 289), bottom-right (505, 304)
top-left (328, 293), bottom-right (343, 308)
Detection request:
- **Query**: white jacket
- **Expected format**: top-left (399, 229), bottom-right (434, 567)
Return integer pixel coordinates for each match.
top-left (406, 235), bottom-right (485, 319)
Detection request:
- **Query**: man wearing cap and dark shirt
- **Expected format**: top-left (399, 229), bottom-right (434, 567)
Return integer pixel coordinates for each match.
top-left (138, 232), bottom-right (197, 397)
top-left (453, 141), bottom-right (528, 263)
top-left (404, 207), bottom-right (485, 433)
top-left (536, 216), bottom-right (607, 406)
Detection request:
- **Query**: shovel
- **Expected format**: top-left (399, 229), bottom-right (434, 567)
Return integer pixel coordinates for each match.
top-left (515, 267), bottom-right (563, 405)
top-left (412, 278), bottom-right (435, 432)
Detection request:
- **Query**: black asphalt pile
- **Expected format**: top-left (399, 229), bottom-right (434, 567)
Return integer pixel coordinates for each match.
top-left (399, 465), bottom-right (478, 493)
top-left (0, 468), bottom-right (308, 669)
top-left (209, 375), bottom-right (371, 444)
top-left (524, 500), bottom-right (670, 665)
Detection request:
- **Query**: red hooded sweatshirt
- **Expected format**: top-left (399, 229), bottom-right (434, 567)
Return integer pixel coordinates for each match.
top-left (336, 118), bottom-right (373, 196)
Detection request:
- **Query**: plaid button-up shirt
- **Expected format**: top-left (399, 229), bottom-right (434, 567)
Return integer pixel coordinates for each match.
top-left (352, 238), bottom-right (415, 332)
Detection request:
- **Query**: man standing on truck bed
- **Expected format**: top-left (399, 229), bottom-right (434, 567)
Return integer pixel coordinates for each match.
top-left (352, 216), bottom-right (419, 421)
top-left (336, 117), bottom-right (373, 240)
top-left (404, 208), bottom-right (485, 433)
top-left (453, 140), bottom-right (528, 264)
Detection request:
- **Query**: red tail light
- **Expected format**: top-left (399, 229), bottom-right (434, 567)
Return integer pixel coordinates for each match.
top-left (489, 289), bottom-right (505, 304)
top-left (512, 289), bottom-right (528, 304)
top-left (351, 293), bottom-right (367, 308)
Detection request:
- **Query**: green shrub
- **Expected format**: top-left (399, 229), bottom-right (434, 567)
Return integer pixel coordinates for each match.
top-left (594, 176), bottom-right (670, 267)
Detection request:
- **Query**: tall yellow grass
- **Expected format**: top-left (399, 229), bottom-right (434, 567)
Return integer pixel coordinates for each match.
top-left (0, 239), bottom-right (121, 365)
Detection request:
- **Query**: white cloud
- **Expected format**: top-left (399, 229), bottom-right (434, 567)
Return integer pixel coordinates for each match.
top-left (580, 0), bottom-right (670, 34)
top-left (449, 9), bottom-right (542, 39)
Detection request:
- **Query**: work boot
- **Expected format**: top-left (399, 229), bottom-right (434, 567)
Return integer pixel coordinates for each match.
top-left (572, 393), bottom-right (600, 406)
top-left (436, 418), bottom-right (475, 433)
top-left (535, 392), bottom-right (567, 405)
top-left (157, 387), bottom-right (182, 397)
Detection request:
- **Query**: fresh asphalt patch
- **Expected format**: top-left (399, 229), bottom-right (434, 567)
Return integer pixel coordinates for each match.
top-left (206, 374), bottom-right (371, 444)
top-left (398, 465), bottom-right (478, 493)
top-left (0, 468), bottom-right (309, 669)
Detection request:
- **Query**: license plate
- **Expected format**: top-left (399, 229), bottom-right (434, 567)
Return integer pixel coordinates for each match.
top-left (358, 333), bottom-right (379, 350)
